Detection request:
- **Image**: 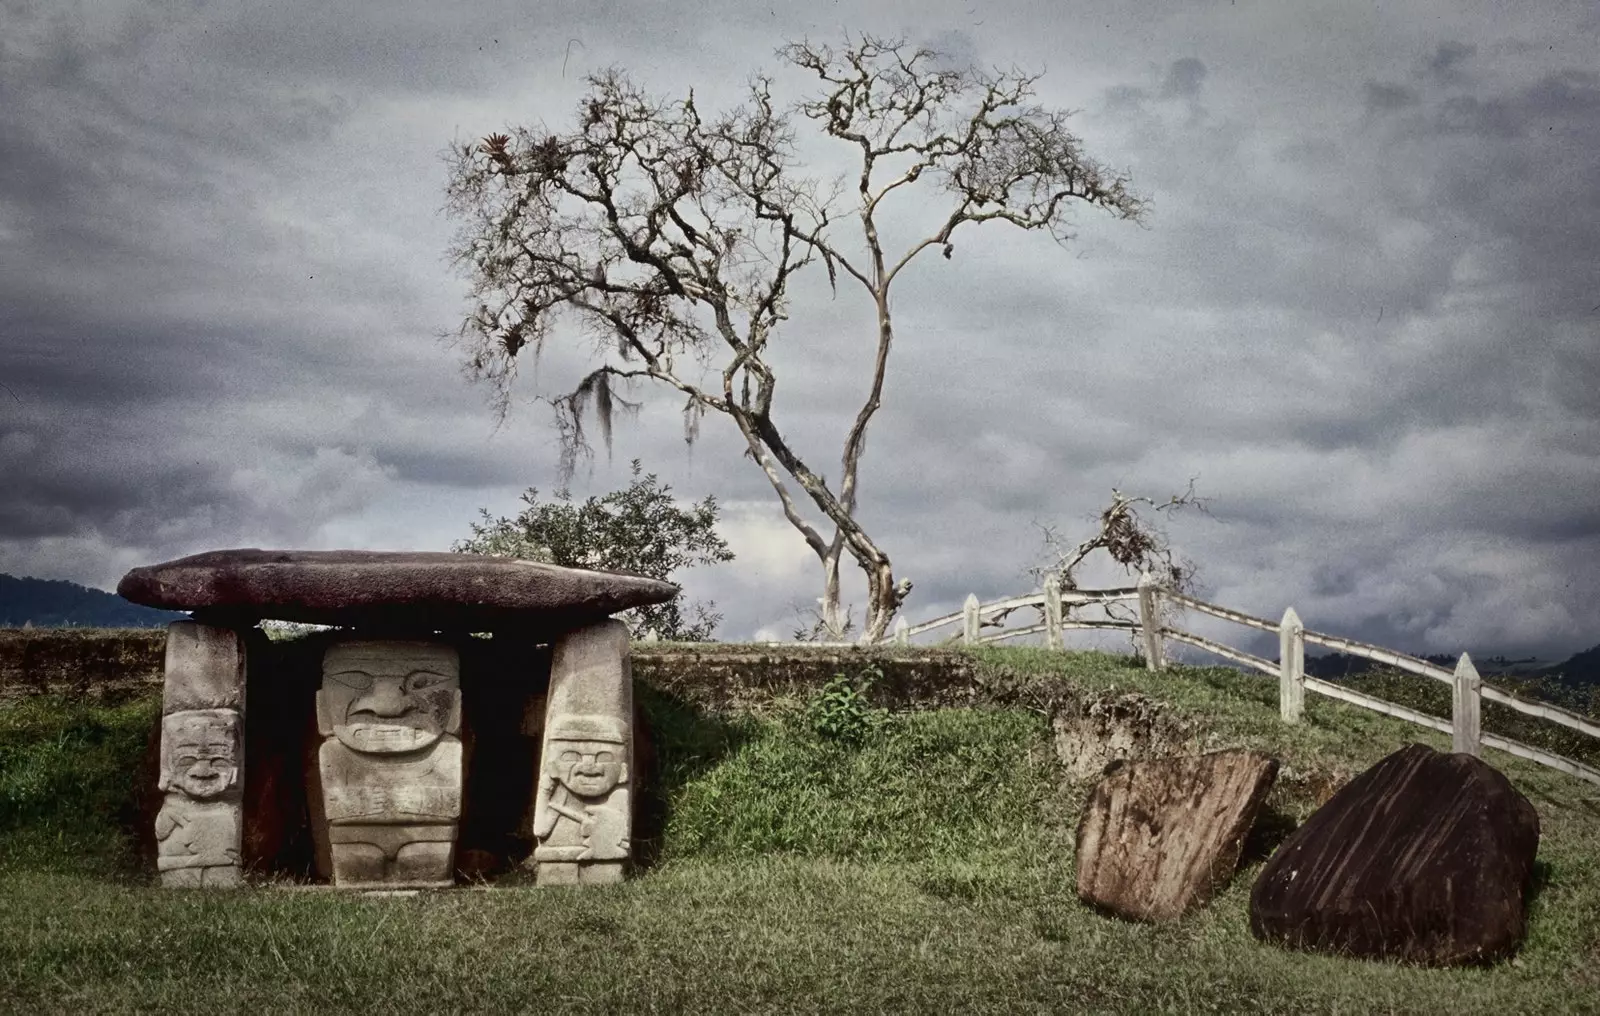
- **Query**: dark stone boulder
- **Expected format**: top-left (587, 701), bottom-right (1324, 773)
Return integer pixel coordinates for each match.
top-left (1076, 749), bottom-right (1279, 921)
top-left (1249, 743), bottom-right (1541, 966)
top-left (117, 549), bottom-right (678, 631)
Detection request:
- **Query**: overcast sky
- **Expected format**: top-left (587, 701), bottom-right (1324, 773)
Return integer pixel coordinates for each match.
top-left (3, 0), bottom-right (1597, 663)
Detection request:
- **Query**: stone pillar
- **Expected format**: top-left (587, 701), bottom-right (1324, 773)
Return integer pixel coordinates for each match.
top-left (532, 620), bottom-right (633, 886)
top-left (316, 640), bottom-right (464, 888)
top-left (156, 621), bottom-right (246, 888)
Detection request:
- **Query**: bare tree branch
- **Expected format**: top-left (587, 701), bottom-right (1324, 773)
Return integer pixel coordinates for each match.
top-left (442, 34), bottom-right (1146, 643)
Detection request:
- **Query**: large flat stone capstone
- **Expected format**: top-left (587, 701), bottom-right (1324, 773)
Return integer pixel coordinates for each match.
top-left (118, 549), bottom-right (678, 630)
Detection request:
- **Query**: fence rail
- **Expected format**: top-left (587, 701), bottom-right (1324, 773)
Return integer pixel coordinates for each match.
top-left (877, 573), bottom-right (1600, 788)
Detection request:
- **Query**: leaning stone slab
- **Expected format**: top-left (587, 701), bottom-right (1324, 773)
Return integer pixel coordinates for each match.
top-left (117, 549), bottom-right (678, 630)
top-left (1250, 742), bottom-right (1540, 966)
top-left (1075, 749), bottom-right (1279, 922)
top-left (531, 620), bottom-right (633, 887)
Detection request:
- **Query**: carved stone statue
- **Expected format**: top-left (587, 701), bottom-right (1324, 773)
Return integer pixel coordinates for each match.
top-left (532, 713), bottom-right (632, 874)
top-left (316, 641), bottom-right (464, 888)
top-left (155, 708), bottom-right (244, 887)
top-left (531, 620), bottom-right (634, 886)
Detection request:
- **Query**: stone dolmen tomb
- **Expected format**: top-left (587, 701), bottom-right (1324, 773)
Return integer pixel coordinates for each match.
top-left (118, 549), bottom-right (676, 890)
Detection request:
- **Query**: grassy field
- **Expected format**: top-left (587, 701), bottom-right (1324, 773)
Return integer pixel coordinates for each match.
top-left (2, 647), bottom-right (1597, 1015)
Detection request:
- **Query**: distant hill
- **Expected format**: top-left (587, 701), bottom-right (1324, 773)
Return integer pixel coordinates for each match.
top-left (1304, 647), bottom-right (1599, 689)
top-left (1301, 644), bottom-right (1600, 719)
top-left (0, 573), bottom-right (188, 628)
top-left (1541, 643), bottom-right (1600, 689)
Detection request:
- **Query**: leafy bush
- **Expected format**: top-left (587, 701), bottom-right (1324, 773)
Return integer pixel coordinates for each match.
top-left (805, 665), bottom-right (885, 745)
top-left (455, 459), bottom-right (734, 641)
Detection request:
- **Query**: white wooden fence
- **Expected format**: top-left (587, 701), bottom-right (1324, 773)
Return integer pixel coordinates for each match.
top-left (875, 572), bottom-right (1600, 788)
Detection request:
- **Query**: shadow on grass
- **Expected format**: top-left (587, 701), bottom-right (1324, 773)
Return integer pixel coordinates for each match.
top-left (1237, 803), bottom-right (1299, 869)
top-left (1525, 857), bottom-right (1553, 912)
top-left (0, 693), bottom-right (159, 880)
top-left (631, 682), bottom-right (759, 870)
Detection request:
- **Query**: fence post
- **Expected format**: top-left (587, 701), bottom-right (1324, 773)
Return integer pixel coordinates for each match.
top-left (962, 594), bottom-right (980, 646)
top-left (1137, 570), bottom-right (1164, 671)
top-left (1453, 653), bottom-right (1482, 756)
top-left (893, 615), bottom-right (909, 646)
top-left (1044, 574), bottom-right (1064, 651)
top-left (1278, 607), bottom-right (1305, 724)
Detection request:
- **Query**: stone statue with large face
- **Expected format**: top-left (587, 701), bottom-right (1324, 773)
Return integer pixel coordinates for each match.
top-left (155, 708), bottom-right (244, 887)
top-left (316, 640), bottom-right (464, 888)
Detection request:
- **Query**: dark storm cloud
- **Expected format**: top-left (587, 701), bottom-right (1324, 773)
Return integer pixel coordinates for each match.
top-left (1424, 41), bottom-right (1476, 84)
top-left (1160, 57), bottom-right (1207, 99)
top-left (2, 0), bottom-right (1598, 662)
top-left (1363, 81), bottom-right (1421, 113)
top-left (1435, 95), bottom-right (1521, 137)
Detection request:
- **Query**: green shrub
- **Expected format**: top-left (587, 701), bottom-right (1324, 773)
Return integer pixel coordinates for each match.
top-left (805, 665), bottom-right (886, 745)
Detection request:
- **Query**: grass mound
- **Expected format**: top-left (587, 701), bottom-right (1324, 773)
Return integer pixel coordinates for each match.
top-left (1, 647), bottom-right (1597, 1014)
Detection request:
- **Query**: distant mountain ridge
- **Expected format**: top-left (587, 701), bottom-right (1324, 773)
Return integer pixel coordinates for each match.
top-left (0, 573), bottom-right (188, 628)
top-left (1305, 648), bottom-right (1600, 689)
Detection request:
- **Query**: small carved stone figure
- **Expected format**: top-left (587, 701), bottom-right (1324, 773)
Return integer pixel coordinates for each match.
top-left (316, 641), bottom-right (464, 888)
top-left (155, 709), bottom-right (244, 887)
top-left (533, 713), bottom-right (631, 884)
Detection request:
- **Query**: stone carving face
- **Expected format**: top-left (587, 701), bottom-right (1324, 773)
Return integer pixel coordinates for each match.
top-left (160, 710), bottom-right (240, 800)
top-left (318, 641), bottom-right (460, 755)
top-left (544, 715), bottom-right (628, 799)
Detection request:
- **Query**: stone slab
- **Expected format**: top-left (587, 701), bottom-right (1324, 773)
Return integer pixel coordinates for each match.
top-left (163, 621), bottom-right (245, 712)
top-left (118, 549), bottom-right (679, 630)
top-left (1249, 743), bottom-right (1541, 966)
top-left (532, 620), bottom-right (633, 886)
top-left (1076, 749), bottom-right (1279, 921)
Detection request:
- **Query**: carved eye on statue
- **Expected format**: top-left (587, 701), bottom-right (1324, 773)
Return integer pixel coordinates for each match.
top-left (327, 670), bottom-right (373, 691)
top-left (559, 750), bottom-right (582, 764)
top-left (208, 755), bottom-right (232, 768)
top-left (594, 751), bottom-right (615, 765)
top-left (176, 754), bottom-right (200, 769)
top-left (408, 671), bottom-right (449, 691)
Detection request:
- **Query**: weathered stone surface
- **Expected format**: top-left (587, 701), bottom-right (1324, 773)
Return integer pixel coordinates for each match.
top-left (315, 640), bottom-right (465, 888)
top-left (532, 620), bottom-right (633, 886)
top-left (155, 620), bottom-right (248, 888)
top-left (117, 549), bottom-right (678, 630)
top-left (163, 621), bottom-right (244, 712)
top-left (1250, 743), bottom-right (1541, 966)
top-left (156, 708), bottom-right (244, 887)
top-left (1075, 749), bottom-right (1279, 921)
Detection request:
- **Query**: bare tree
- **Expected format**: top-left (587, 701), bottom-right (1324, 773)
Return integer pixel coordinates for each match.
top-left (1001, 481), bottom-right (1209, 647)
top-left (442, 33), bottom-right (1145, 643)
